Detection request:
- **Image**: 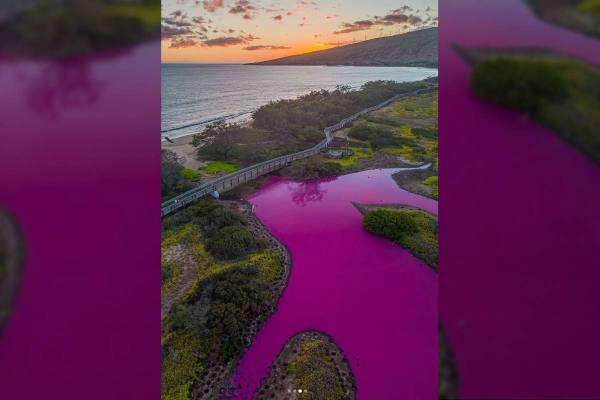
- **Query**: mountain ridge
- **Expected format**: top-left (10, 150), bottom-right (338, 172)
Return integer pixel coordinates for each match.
top-left (249, 27), bottom-right (438, 67)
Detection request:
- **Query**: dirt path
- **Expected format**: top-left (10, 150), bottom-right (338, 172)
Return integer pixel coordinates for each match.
top-left (161, 244), bottom-right (201, 319)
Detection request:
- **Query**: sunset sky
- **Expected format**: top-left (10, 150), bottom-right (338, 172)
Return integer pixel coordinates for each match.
top-left (162, 0), bottom-right (437, 63)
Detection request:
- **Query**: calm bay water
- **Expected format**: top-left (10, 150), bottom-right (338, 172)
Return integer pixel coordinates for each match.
top-left (161, 64), bottom-right (437, 139)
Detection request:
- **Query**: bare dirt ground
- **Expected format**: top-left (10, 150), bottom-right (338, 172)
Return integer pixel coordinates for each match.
top-left (162, 136), bottom-right (204, 170)
top-left (161, 244), bottom-right (202, 319)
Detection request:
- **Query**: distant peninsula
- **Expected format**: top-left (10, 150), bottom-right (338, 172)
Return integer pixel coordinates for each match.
top-left (249, 27), bottom-right (438, 67)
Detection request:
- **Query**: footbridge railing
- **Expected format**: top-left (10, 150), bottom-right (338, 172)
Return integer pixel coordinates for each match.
top-left (161, 88), bottom-right (431, 217)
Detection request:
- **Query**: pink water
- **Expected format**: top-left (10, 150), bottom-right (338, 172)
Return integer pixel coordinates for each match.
top-left (232, 169), bottom-right (438, 399)
top-left (440, 0), bottom-right (600, 398)
top-left (0, 43), bottom-right (160, 398)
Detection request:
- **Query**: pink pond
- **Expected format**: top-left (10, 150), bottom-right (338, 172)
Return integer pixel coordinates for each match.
top-left (232, 168), bottom-right (438, 399)
top-left (0, 43), bottom-right (160, 398)
top-left (440, 0), bottom-right (600, 398)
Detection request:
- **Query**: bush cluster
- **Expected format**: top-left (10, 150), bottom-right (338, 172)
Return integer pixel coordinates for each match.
top-left (348, 124), bottom-right (413, 149)
top-left (206, 225), bottom-right (263, 259)
top-left (253, 80), bottom-right (432, 141)
top-left (3, 0), bottom-right (160, 57)
top-left (471, 57), bottom-right (569, 114)
top-left (363, 208), bottom-right (438, 269)
top-left (364, 209), bottom-right (420, 238)
top-left (161, 149), bottom-right (196, 201)
top-left (162, 200), bottom-right (284, 399)
top-left (281, 156), bottom-right (342, 180)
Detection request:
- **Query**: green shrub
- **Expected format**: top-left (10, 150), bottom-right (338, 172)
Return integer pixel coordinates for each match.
top-left (348, 124), bottom-right (403, 149)
top-left (202, 207), bottom-right (244, 234)
top-left (412, 126), bottom-right (438, 139)
top-left (364, 209), bottom-right (420, 238)
top-left (162, 199), bottom-right (218, 231)
top-left (206, 225), bottom-right (263, 259)
top-left (281, 156), bottom-right (342, 180)
top-left (162, 149), bottom-right (195, 200)
top-left (179, 168), bottom-right (201, 182)
top-left (7, 0), bottom-right (159, 57)
top-left (363, 209), bottom-right (438, 269)
top-left (422, 175), bottom-right (439, 198)
top-left (471, 57), bottom-right (569, 114)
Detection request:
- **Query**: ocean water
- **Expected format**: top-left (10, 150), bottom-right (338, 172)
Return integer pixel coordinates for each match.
top-left (161, 64), bottom-right (437, 139)
top-left (233, 169), bottom-right (438, 399)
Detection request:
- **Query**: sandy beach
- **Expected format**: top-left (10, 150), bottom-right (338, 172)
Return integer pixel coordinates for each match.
top-left (162, 136), bottom-right (202, 170)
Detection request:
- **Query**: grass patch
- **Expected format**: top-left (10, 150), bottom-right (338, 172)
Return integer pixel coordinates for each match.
top-left (471, 54), bottom-right (600, 166)
top-left (363, 208), bottom-right (438, 269)
top-left (179, 168), bottom-right (202, 182)
top-left (422, 175), bottom-right (439, 199)
top-left (392, 92), bottom-right (438, 118)
top-left (326, 147), bottom-right (374, 168)
top-left (201, 161), bottom-right (240, 174)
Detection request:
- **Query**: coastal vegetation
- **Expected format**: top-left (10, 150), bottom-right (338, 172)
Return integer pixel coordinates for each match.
top-left (161, 200), bottom-right (287, 400)
top-left (257, 331), bottom-right (356, 400)
top-left (282, 88), bottom-right (439, 180)
top-left (526, 0), bottom-right (600, 37)
top-left (363, 208), bottom-right (438, 269)
top-left (280, 156), bottom-right (343, 180)
top-left (469, 53), bottom-right (600, 166)
top-left (193, 80), bottom-right (436, 167)
top-left (162, 150), bottom-right (198, 201)
top-left (0, 0), bottom-right (160, 57)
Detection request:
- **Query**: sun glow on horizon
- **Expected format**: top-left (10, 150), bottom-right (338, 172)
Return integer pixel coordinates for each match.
top-left (161, 0), bottom-right (437, 63)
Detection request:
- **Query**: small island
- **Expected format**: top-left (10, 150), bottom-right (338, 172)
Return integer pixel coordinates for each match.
top-left (256, 331), bottom-right (356, 400)
top-left (458, 47), bottom-right (600, 167)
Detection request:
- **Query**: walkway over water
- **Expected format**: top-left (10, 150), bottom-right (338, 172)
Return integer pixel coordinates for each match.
top-left (161, 88), bottom-right (433, 217)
